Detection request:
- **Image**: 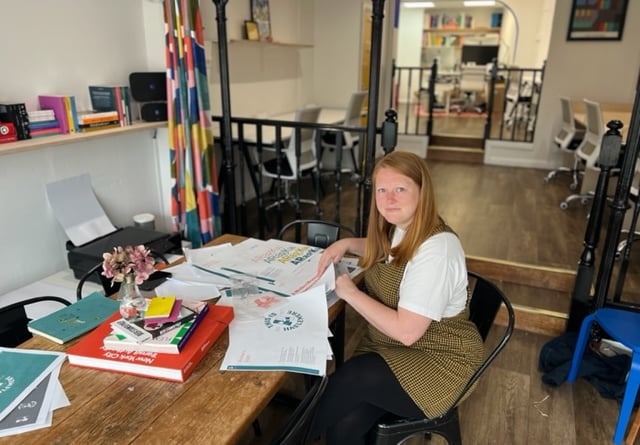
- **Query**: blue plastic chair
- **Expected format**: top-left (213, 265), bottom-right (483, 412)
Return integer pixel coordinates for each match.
top-left (568, 308), bottom-right (640, 444)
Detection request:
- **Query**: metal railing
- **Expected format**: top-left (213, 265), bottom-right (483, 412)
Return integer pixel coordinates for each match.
top-left (211, 114), bottom-right (395, 238)
top-left (391, 60), bottom-right (545, 144)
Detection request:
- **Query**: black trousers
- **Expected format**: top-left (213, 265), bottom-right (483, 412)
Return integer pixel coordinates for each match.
top-left (309, 352), bottom-right (424, 445)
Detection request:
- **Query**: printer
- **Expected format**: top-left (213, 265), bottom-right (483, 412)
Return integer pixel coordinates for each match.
top-left (66, 226), bottom-right (181, 284)
top-left (46, 174), bottom-right (182, 285)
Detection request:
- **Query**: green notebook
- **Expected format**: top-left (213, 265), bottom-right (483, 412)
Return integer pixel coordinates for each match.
top-left (27, 292), bottom-right (119, 344)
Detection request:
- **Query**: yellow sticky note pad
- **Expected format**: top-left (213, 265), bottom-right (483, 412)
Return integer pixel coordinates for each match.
top-left (144, 296), bottom-right (176, 319)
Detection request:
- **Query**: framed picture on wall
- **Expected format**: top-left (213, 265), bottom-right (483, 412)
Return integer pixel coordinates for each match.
top-left (245, 20), bottom-right (259, 41)
top-left (250, 0), bottom-right (272, 41)
top-left (567, 0), bottom-right (629, 41)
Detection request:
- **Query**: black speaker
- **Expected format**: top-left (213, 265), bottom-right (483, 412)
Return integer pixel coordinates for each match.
top-left (141, 103), bottom-right (167, 122)
top-left (129, 72), bottom-right (167, 102)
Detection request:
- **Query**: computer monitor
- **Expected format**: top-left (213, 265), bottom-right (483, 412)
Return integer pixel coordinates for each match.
top-left (461, 45), bottom-right (499, 66)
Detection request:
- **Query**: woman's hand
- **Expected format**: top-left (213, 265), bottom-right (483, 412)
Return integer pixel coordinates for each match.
top-left (315, 238), bottom-right (351, 275)
top-left (298, 238), bottom-right (361, 293)
top-left (334, 273), bottom-right (359, 303)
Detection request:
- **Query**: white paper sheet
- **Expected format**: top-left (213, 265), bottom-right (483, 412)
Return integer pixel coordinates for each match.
top-left (220, 285), bottom-right (330, 375)
top-left (191, 238), bottom-right (334, 296)
top-left (45, 174), bottom-right (117, 246)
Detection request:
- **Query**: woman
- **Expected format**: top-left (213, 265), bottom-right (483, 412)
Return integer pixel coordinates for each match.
top-left (309, 151), bottom-right (484, 444)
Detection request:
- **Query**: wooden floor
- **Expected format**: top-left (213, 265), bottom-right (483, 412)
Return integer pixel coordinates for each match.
top-left (236, 159), bottom-right (639, 445)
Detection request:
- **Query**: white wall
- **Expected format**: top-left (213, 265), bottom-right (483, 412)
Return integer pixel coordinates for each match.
top-left (202, 0), bottom-right (318, 117)
top-left (0, 0), bottom-right (169, 297)
top-left (312, 0), bottom-right (363, 108)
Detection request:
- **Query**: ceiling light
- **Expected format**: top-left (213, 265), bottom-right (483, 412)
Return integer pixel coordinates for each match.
top-left (463, 0), bottom-right (496, 6)
top-left (403, 2), bottom-right (435, 8)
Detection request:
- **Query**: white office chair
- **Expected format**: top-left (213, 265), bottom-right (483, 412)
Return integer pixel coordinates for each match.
top-left (259, 107), bottom-right (322, 210)
top-left (503, 70), bottom-right (540, 133)
top-left (319, 90), bottom-right (367, 175)
top-left (457, 64), bottom-right (486, 113)
top-left (544, 96), bottom-right (585, 188)
top-left (560, 99), bottom-right (607, 209)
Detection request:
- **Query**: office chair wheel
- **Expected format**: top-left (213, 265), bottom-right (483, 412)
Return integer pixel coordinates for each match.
top-left (543, 175), bottom-right (552, 183)
top-left (581, 198), bottom-right (590, 205)
top-left (560, 201), bottom-right (569, 210)
top-left (569, 182), bottom-right (578, 191)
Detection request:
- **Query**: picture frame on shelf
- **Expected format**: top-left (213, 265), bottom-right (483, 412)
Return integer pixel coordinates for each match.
top-left (244, 20), bottom-right (259, 41)
top-left (250, 0), bottom-right (271, 41)
top-left (567, 0), bottom-right (628, 41)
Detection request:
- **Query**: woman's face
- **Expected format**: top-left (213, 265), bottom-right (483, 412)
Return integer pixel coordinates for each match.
top-left (374, 167), bottom-right (420, 230)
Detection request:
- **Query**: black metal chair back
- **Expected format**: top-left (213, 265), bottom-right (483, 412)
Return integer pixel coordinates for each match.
top-left (277, 219), bottom-right (356, 248)
top-left (0, 296), bottom-right (71, 347)
top-left (368, 271), bottom-right (515, 445)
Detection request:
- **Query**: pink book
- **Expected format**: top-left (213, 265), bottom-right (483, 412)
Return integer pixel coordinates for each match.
top-left (38, 95), bottom-right (70, 134)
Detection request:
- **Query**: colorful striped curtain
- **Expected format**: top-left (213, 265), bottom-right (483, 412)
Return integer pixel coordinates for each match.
top-left (164, 0), bottom-right (221, 248)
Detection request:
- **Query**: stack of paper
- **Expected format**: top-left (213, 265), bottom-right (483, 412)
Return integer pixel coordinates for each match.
top-left (188, 237), bottom-right (349, 296)
top-left (153, 239), bottom-right (361, 304)
top-left (0, 348), bottom-right (69, 438)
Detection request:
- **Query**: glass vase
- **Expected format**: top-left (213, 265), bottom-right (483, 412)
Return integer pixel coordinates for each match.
top-left (118, 274), bottom-right (146, 321)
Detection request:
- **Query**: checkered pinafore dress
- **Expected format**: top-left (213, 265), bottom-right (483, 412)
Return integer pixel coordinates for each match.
top-left (356, 224), bottom-right (484, 418)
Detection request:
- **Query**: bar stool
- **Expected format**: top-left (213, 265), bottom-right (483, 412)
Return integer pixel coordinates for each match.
top-left (567, 308), bottom-right (640, 444)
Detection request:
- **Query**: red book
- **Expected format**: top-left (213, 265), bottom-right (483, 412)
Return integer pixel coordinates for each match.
top-left (66, 304), bottom-right (234, 382)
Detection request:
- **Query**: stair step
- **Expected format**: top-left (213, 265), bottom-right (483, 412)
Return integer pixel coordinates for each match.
top-left (466, 256), bottom-right (575, 337)
top-left (430, 134), bottom-right (484, 149)
top-left (427, 145), bottom-right (484, 163)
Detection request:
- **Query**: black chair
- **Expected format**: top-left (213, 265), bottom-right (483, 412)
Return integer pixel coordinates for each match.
top-left (268, 375), bottom-right (329, 445)
top-left (368, 271), bottom-right (515, 445)
top-left (0, 296), bottom-right (71, 347)
top-left (277, 219), bottom-right (357, 249)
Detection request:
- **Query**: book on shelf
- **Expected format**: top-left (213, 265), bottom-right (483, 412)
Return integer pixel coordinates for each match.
top-left (28, 109), bottom-right (55, 122)
top-left (38, 95), bottom-right (76, 134)
top-left (78, 121), bottom-right (121, 132)
top-left (67, 304), bottom-right (234, 382)
top-left (29, 119), bottom-right (60, 131)
top-left (116, 300), bottom-right (203, 339)
top-left (63, 95), bottom-right (78, 133)
top-left (0, 103), bottom-right (30, 140)
top-left (27, 292), bottom-right (119, 344)
top-left (103, 302), bottom-right (210, 354)
top-left (88, 85), bottom-right (132, 126)
top-left (31, 127), bottom-right (63, 138)
top-left (77, 110), bottom-right (120, 125)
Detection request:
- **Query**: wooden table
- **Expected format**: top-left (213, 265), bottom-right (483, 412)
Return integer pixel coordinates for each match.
top-left (3, 233), bottom-right (345, 445)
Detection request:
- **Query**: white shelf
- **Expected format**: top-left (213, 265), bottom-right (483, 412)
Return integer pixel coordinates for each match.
top-left (423, 27), bottom-right (500, 34)
top-left (212, 39), bottom-right (313, 49)
top-left (0, 121), bottom-right (165, 157)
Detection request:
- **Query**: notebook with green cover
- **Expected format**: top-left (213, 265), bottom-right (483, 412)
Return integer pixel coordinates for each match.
top-left (27, 292), bottom-right (119, 344)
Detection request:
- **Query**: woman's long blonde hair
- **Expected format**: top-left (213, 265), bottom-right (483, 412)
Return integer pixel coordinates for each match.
top-left (359, 151), bottom-right (440, 268)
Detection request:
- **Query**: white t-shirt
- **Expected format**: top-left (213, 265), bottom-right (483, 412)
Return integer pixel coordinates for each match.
top-left (390, 228), bottom-right (468, 321)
